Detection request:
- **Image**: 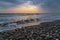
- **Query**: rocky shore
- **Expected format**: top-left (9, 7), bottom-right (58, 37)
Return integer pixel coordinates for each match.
top-left (0, 20), bottom-right (60, 40)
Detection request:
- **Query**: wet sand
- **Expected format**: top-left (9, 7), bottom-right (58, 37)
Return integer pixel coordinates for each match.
top-left (0, 20), bottom-right (60, 40)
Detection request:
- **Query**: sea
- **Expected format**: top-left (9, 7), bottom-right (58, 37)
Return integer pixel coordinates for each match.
top-left (0, 13), bottom-right (60, 32)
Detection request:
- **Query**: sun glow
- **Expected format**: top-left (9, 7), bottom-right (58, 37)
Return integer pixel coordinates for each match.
top-left (3, 1), bottom-right (44, 13)
top-left (13, 5), bottom-right (41, 13)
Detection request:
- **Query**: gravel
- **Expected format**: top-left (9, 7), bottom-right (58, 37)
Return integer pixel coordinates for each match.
top-left (0, 20), bottom-right (60, 40)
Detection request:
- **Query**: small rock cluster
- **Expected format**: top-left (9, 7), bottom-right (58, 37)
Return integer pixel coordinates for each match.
top-left (0, 20), bottom-right (60, 40)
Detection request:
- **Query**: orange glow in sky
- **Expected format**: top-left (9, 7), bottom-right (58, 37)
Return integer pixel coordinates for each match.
top-left (1, 5), bottom-right (43, 13)
top-left (1, 1), bottom-right (44, 13)
top-left (11, 5), bottom-right (42, 13)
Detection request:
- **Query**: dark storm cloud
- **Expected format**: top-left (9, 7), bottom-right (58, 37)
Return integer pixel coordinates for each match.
top-left (41, 0), bottom-right (60, 12)
top-left (32, 0), bottom-right (60, 12)
top-left (0, 0), bottom-right (18, 3)
top-left (0, 0), bottom-right (27, 8)
top-left (0, 0), bottom-right (60, 13)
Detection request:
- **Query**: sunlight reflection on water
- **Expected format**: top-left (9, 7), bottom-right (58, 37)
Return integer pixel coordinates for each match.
top-left (0, 15), bottom-right (41, 32)
top-left (0, 13), bottom-right (60, 32)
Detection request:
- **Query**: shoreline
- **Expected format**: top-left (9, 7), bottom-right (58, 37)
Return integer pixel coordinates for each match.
top-left (0, 20), bottom-right (60, 40)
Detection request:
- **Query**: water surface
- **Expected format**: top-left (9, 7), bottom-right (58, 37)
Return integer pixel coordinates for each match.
top-left (0, 13), bottom-right (60, 32)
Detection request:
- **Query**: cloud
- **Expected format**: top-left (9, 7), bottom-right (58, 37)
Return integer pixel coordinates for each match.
top-left (0, 1), bottom-right (15, 9)
top-left (0, 0), bottom-right (60, 13)
top-left (41, 0), bottom-right (60, 13)
top-left (0, 0), bottom-right (28, 9)
top-left (0, 1), bottom-right (43, 13)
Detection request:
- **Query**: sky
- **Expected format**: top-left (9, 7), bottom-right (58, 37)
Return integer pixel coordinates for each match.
top-left (0, 0), bottom-right (60, 13)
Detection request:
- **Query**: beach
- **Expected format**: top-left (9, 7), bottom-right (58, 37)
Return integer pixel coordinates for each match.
top-left (0, 13), bottom-right (60, 40)
top-left (0, 20), bottom-right (60, 40)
